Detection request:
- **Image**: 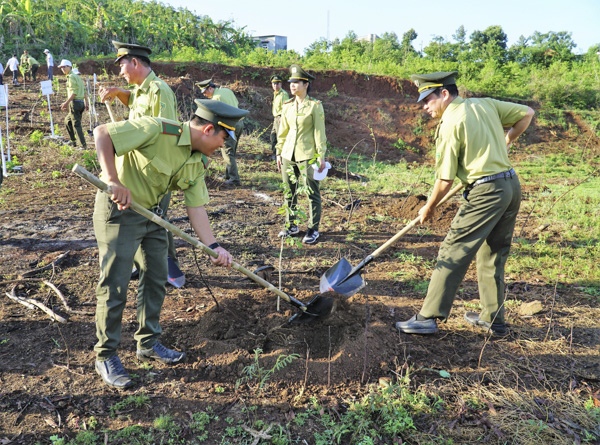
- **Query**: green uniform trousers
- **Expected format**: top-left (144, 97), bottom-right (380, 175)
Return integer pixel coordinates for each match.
top-left (133, 192), bottom-right (180, 268)
top-left (281, 158), bottom-right (321, 231)
top-left (420, 174), bottom-right (521, 324)
top-left (270, 116), bottom-right (281, 156)
top-left (93, 192), bottom-right (168, 360)
top-left (65, 100), bottom-right (87, 147)
top-left (221, 121), bottom-right (243, 184)
top-left (30, 64), bottom-right (39, 81)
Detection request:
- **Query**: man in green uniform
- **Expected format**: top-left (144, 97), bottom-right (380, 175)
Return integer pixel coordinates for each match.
top-left (396, 71), bottom-right (534, 337)
top-left (270, 74), bottom-right (289, 159)
top-left (197, 79), bottom-right (243, 186)
top-left (58, 59), bottom-right (88, 149)
top-left (99, 41), bottom-right (177, 121)
top-left (28, 54), bottom-right (40, 81)
top-left (99, 41), bottom-right (182, 285)
top-left (276, 65), bottom-right (327, 245)
top-left (92, 99), bottom-right (248, 388)
top-left (20, 51), bottom-right (30, 81)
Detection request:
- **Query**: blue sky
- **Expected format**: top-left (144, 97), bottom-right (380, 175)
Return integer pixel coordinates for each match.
top-left (166, 0), bottom-right (599, 55)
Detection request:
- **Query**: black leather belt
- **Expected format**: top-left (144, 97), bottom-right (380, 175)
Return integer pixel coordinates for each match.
top-left (73, 99), bottom-right (84, 102)
top-left (469, 168), bottom-right (515, 189)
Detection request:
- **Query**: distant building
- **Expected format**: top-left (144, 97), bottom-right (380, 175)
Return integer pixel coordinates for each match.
top-left (254, 35), bottom-right (287, 53)
top-left (357, 34), bottom-right (379, 44)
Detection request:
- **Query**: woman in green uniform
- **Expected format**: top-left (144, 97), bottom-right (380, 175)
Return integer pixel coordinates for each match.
top-left (275, 64), bottom-right (327, 245)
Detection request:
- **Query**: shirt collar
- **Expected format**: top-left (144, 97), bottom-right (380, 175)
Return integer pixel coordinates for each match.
top-left (177, 121), bottom-right (192, 148)
top-left (137, 71), bottom-right (157, 92)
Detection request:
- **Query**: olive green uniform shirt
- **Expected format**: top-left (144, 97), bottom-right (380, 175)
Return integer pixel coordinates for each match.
top-left (276, 96), bottom-right (327, 162)
top-left (66, 72), bottom-right (86, 100)
top-left (211, 87), bottom-right (238, 107)
top-left (20, 54), bottom-right (29, 70)
top-left (272, 89), bottom-right (289, 117)
top-left (28, 56), bottom-right (40, 66)
top-left (435, 97), bottom-right (529, 183)
top-left (128, 71), bottom-right (178, 120)
top-left (104, 117), bottom-right (209, 209)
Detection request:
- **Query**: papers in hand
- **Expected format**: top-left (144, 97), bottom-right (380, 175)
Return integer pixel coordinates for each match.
top-left (312, 162), bottom-right (331, 181)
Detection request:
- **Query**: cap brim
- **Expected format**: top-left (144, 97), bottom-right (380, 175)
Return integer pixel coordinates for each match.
top-left (417, 88), bottom-right (436, 103)
top-left (114, 54), bottom-right (126, 65)
top-left (224, 128), bottom-right (236, 141)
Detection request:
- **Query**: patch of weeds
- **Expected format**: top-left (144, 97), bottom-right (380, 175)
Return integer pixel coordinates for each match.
top-left (30, 130), bottom-right (45, 145)
top-left (326, 84), bottom-right (339, 98)
top-left (215, 385), bottom-right (225, 393)
top-left (411, 280), bottom-right (429, 294)
top-left (308, 373), bottom-right (443, 444)
top-left (392, 137), bottom-right (418, 154)
top-left (413, 114), bottom-right (425, 136)
top-left (110, 393), bottom-right (151, 418)
top-left (236, 348), bottom-right (300, 394)
top-left (154, 414), bottom-right (181, 435)
top-left (80, 150), bottom-right (98, 171)
top-left (394, 250), bottom-right (424, 265)
top-left (463, 301), bottom-right (480, 310)
top-left (174, 63), bottom-right (187, 76)
top-left (51, 171), bottom-right (62, 179)
top-left (6, 155), bottom-right (21, 170)
top-left (60, 145), bottom-right (75, 157)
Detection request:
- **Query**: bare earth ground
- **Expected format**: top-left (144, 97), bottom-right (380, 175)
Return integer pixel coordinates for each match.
top-left (0, 62), bottom-right (599, 444)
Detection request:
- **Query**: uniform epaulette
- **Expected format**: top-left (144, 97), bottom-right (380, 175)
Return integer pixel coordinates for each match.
top-left (150, 81), bottom-right (161, 93)
top-left (284, 98), bottom-right (295, 104)
top-left (161, 121), bottom-right (182, 136)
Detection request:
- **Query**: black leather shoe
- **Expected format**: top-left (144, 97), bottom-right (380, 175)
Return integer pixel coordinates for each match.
top-left (137, 342), bottom-right (186, 364)
top-left (464, 312), bottom-right (507, 336)
top-left (95, 355), bottom-right (133, 388)
top-left (395, 315), bottom-right (438, 334)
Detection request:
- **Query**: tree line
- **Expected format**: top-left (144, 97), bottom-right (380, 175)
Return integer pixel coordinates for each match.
top-left (1, 0), bottom-right (599, 109)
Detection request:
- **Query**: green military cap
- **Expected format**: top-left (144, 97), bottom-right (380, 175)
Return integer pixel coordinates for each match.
top-left (112, 41), bottom-right (152, 64)
top-left (410, 71), bottom-right (458, 102)
top-left (194, 99), bottom-right (249, 141)
top-left (288, 64), bottom-right (315, 82)
top-left (270, 74), bottom-right (284, 83)
top-left (196, 79), bottom-right (215, 92)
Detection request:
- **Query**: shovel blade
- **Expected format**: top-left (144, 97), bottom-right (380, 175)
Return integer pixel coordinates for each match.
top-left (288, 293), bottom-right (337, 323)
top-left (320, 257), bottom-right (365, 297)
top-left (167, 256), bottom-right (185, 288)
top-left (320, 258), bottom-right (352, 293)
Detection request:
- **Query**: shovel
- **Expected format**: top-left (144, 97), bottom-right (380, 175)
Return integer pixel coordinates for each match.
top-left (321, 183), bottom-right (464, 297)
top-left (72, 164), bottom-right (335, 322)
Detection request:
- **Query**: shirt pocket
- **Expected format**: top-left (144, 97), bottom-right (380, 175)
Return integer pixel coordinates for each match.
top-left (296, 112), bottom-right (313, 129)
top-left (141, 156), bottom-right (173, 188)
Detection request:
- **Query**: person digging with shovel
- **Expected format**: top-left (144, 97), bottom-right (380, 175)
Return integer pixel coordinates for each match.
top-left (396, 71), bottom-right (534, 337)
top-left (98, 41), bottom-right (185, 287)
top-left (91, 99), bottom-right (248, 389)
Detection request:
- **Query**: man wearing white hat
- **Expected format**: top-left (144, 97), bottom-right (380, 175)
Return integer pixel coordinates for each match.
top-left (58, 59), bottom-right (88, 148)
top-left (44, 49), bottom-right (54, 81)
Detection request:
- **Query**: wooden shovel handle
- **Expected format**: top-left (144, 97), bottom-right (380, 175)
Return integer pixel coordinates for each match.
top-left (71, 164), bottom-right (308, 311)
top-left (370, 183), bottom-right (464, 260)
top-left (104, 100), bottom-right (116, 123)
